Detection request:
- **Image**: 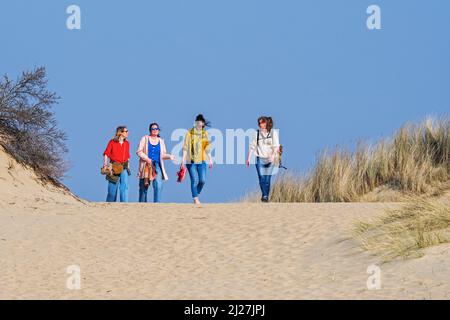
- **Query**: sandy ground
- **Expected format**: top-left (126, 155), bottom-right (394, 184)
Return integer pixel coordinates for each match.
top-left (1, 201), bottom-right (450, 299)
top-left (1, 149), bottom-right (449, 299)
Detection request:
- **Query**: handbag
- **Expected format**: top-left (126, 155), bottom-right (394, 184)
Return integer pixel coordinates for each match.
top-left (112, 162), bottom-right (124, 175)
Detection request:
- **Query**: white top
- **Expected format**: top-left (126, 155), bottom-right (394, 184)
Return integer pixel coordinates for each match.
top-left (249, 129), bottom-right (280, 159)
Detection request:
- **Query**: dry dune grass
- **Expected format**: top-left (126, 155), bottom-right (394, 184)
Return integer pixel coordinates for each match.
top-left (247, 116), bottom-right (449, 203)
top-left (353, 196), bottom-right (450, 262)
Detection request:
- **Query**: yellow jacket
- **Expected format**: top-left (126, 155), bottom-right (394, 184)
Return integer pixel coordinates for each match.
top-left (183, 128), bottom-right (211, 164)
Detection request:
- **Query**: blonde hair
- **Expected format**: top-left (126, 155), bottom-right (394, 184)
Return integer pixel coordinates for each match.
top-left (113, 126), bottom-right (128, 141)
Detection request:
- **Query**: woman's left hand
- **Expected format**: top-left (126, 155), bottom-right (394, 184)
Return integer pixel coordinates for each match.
top-left (209, 160), bottom-right (213, 169)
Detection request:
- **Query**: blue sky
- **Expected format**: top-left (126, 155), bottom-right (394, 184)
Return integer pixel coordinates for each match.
top-left (1, 0), bottom-right (449, 203)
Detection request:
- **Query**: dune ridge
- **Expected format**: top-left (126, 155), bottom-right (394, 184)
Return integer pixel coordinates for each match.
top-left (1, 146), bottom-right (449, 299)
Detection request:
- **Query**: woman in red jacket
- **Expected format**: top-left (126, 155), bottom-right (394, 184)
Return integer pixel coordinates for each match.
top-left (103, 126), bottom-right (131, 202)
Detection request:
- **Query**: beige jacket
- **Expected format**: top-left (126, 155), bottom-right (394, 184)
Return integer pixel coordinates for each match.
top-left (136, 135), bottom-right (171, 180)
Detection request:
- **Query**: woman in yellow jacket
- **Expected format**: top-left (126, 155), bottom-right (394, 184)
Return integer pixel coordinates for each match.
top-left (181, 114), bottom-right (213, 204)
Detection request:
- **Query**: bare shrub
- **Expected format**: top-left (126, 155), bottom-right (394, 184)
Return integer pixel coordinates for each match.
top-left (0, 67), bottom-right (68, 182)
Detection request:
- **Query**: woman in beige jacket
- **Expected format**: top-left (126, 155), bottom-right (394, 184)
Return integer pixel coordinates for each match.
top-left (136, 123), bottom-right (175, 202)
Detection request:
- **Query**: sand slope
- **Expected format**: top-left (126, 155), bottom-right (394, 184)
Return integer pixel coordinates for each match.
top-left (1, 149), bottom-right (449, 299)
top-left (2, 201), bottom-right (450, 299)
top-left (0, 145), bottom-right (84, 209)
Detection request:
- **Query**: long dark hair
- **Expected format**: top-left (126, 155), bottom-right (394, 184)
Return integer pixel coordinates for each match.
top-left (195, 114), bottom-right (211, 129)
top-left (149, 122), bottom-right (161, 137)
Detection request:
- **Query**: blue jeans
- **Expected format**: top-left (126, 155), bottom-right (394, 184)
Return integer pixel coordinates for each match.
top-left (256, 157), bottom-right (274, 199)
top-left (106, 169), bottom-right (129, 202)
top-left (139, 161), bottom-right (163, 203)
top-left (186, 162), bottom-right (207, 199)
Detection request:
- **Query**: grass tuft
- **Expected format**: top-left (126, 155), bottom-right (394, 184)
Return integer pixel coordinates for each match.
top-left (353, 196), bottom-right (450, 262)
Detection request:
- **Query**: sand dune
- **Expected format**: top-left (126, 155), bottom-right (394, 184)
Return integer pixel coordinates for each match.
top-left (1, 148), bottom-right (449, 299)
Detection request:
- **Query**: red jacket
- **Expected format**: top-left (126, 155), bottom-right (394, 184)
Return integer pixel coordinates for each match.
top-left (103, 139), bottom-right (130, 163)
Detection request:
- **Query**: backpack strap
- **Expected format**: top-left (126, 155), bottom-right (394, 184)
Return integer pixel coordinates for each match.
top-left (257, 130), bottom-right (260, 147)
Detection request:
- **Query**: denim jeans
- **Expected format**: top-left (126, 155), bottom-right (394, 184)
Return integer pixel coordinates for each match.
top-left (186, 162), bottom-right (207, 199)
top-left (106, 169), bottom-right (129, 202)
top-left (139, 161), bottom-right (163, 203)
top-left (256, 157), bottom-right (274, 199)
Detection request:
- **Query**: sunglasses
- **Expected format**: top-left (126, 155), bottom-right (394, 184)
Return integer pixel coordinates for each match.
top-left (122, 130), bottom-right (129, 133)
top-left (151, 127), bottom-right (160, 131)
